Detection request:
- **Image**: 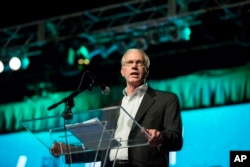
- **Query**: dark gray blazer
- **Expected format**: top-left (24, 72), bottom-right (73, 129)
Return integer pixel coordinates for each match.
top-left (107, 86), bottom-right (183, 167)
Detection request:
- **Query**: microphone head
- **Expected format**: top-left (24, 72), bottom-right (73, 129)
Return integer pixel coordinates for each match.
top-left (102, 86), bottom-right (110, 95)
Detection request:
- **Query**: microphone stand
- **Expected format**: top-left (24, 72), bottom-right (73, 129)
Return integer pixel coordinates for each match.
top-left (47, 77), bottom-right (94, 166)
top-left (62, 97), bottom-right (74, 120)
top-left (47, 82), bottom-right (93, 119)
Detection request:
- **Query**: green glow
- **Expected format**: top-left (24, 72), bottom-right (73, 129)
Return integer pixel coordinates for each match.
top-left (181, 26), bottom-right (191, 41)
top-left (77, 45), bottom-right (90, 60)
top-left (0, 65), bottom-right (249, 133)
top-left (67, 48), bottom-right (75, 65)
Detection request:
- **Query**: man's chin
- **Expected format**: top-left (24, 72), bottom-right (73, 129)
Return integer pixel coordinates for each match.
top-left (128, 80), bottom-right (143, 86)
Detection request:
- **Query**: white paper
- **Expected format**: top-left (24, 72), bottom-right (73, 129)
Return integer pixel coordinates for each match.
top-left (65, 118), bottom-right (120, 149)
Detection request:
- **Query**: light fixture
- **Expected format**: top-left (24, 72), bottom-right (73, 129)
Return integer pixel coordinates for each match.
top-left (0, 48), bottom-right (30, 73)
top-left (66, 39), bottom-right (91, 66)
top-left (62, 39), bottom-right (91, 76)
top-left (9, 56), bottom-right (22, 71)
top-left (0, 60), bottom-right (4, 73)
top-left (168, 18), bottom-right (191, 42)
top-left (76, 45), bottom-right (90, 65)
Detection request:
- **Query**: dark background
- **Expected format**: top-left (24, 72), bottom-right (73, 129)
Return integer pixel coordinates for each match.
top-left (0, 0), bottom-right (250, 104)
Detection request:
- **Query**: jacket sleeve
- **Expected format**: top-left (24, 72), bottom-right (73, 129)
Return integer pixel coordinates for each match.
top-left (161, 93), bottom-right (183, 151)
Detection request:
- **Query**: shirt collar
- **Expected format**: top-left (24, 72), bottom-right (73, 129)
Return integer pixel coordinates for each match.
top-left (123, 83), bottom-right (148, 96)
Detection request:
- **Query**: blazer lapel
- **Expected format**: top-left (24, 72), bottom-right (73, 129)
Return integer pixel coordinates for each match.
top-left (128, 86), bottom-right (156, 140)
top-left (134, 86), bottom-right (156, 123)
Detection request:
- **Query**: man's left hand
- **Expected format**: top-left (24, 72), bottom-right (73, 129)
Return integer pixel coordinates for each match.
top-left (145, 129), bottom-right (163, 147)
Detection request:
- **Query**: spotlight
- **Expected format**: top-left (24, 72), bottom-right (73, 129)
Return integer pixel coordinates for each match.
top-left (179, 26), bottom-right (191, 41)
top-left (0, 49), bottom-right (30, 73)
top-left (9, 56), bottom-right (22, 71)
top-left (76, 45), bottom-right (90, 65)
top-left (168, 18), bottom-right (191, 42)
top-left (0, 60), bottom-right (4, 73)
top-left (66, 45), bottom-right (90, 67)
top-left (62, 39), bottom-right (91, 76)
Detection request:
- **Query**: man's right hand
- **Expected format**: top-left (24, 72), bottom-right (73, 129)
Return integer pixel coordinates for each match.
top-left (50, 142), bottom-right (63, 157)
top-left (50, 142), bottom-right (85, 157)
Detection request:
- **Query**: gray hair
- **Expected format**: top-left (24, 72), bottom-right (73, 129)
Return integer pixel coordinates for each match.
top-left (121, 48), bottom-right (150, 68)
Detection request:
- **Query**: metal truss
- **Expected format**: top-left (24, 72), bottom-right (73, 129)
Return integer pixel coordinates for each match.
top-left (0, 0), bottom-right (249, 56)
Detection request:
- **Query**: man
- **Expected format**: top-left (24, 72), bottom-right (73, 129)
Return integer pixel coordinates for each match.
top-left (51, 48), bottom-right (183, 167)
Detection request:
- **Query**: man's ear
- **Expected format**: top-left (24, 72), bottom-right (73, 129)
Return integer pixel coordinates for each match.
top-left (121, 68), bottom-right (124, 77)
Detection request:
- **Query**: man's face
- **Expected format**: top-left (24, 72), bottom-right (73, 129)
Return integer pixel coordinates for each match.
top-left (120, 50), bottom-right (149, 87)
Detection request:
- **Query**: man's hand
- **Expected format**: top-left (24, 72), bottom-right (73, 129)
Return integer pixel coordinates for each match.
top-left (50, 142), bottom-right (63, 157)
top-left (145, 129), bottom-right (163, 147)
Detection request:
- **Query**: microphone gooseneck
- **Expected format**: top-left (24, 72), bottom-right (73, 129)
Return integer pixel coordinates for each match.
top-left (87, 71), bottom-right (110, 95)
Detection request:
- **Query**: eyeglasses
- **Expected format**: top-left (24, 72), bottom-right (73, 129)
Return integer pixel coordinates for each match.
top-left (123, 60), bottom-right (145, 67)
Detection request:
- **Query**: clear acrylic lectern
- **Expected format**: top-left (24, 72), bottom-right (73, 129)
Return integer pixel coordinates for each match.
top-left (21, 106), bottom-right (150, 167)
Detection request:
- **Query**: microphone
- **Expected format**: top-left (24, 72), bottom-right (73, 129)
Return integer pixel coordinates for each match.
top-left (88, 71), bottom-right (110, 95)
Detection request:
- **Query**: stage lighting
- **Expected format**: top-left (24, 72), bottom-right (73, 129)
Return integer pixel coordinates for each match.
top-left (67, 44), bottom-right (90, 66)
top-left (62, 39), bottom-right (92, 76)
top-left (9, 56), bottom-right (22, 71)
top-left (179, 26), bottom-right (191, 41)
top-left (168, 18), bottom-right (191, 42)
top-left (0, 60), bottom-right (4, 73)
top-left (76, 45), bottom-right (90, 65)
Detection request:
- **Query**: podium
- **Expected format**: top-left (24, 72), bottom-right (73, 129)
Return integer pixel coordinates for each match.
top-left (21, 106), bottom-right (150, 167)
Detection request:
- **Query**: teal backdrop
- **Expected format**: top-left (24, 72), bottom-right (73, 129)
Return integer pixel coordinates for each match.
top-left (0, 103), bottom-right (249, 167)
top-left (0, 64), bottom-right (250, 166)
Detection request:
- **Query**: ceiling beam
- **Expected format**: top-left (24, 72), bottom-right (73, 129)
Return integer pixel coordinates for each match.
top-left (0, 0), bottom-right (249, 55)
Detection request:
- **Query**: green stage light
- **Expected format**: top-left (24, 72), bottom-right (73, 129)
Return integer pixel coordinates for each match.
top-left (77, 45), bottom-right (90, 60)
